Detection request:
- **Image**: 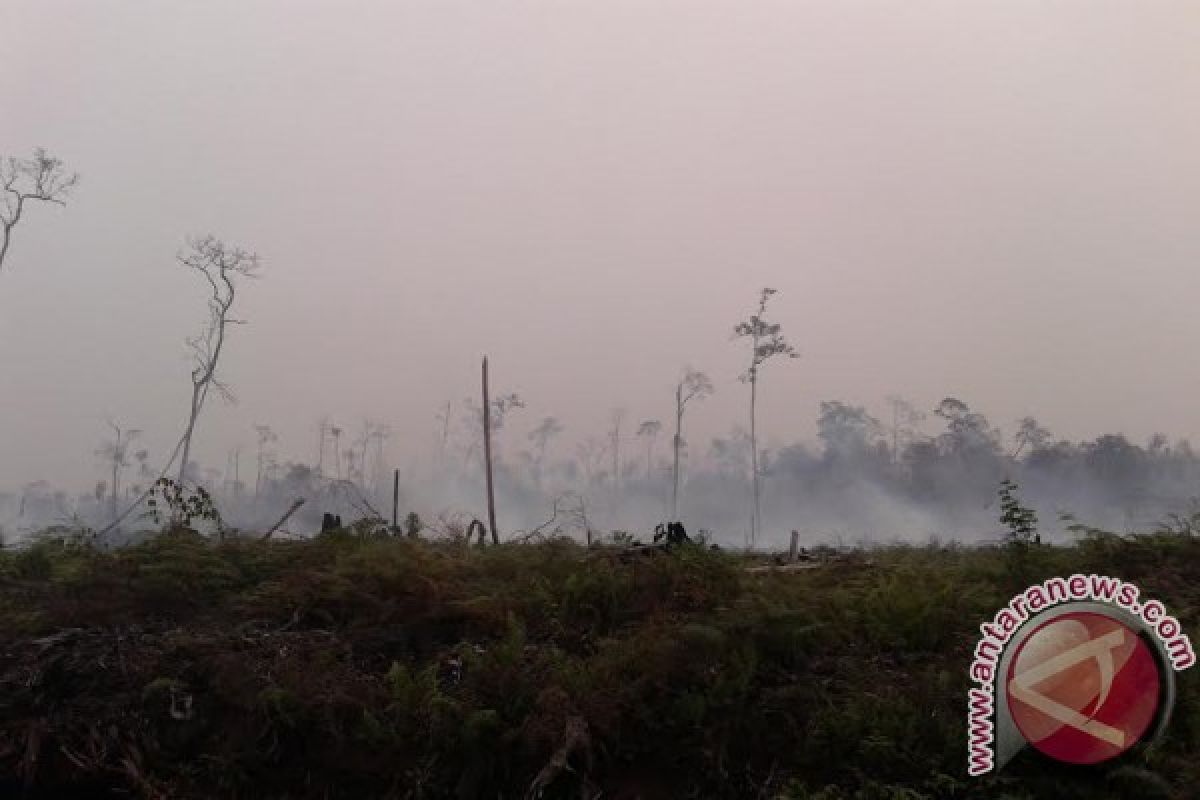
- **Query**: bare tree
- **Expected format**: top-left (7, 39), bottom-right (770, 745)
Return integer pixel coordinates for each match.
top-left (481, 357), bottom-right (499, 543)
top-left (528, 416), bottom-right (564, 486)
top-left (356, 420), bottom-right (390, 492)
top-left (95, 422), bottom-right (141, 523)
top-left (330, 425), bottom-right (344, 480)
top-left (315, 416), bottom-right (330, 477)
top-left (671, 368), bottom-right (713, 520)
top-left (436, 402), bottom-right (453, 467)
top-left (884, 395), bottom-right (925, 465)
top-left (608, 408), bottom-right (626, 495)
top-left (229, 446), bottom-right (245, 500)
top-left (462, 390), bottom-right (524, 469)
top-left (636, 420), bottom-right (662, 483)
top-left (709, 427), bottom-right (753, 478)
top-left (733, 288), bottom-right (797, 547)
top-left (133, 448), bottom-right (153, 493)
top-left (253, 424), bottom-right (278, 501)
top-left (176, 236), bottom-right (261, 484)
top-left (575, 437), bottom-right (609, 486)
top-left (0, 148), bottom-right (78, 274)
top-left (97, 235), bottom-right (262, 538)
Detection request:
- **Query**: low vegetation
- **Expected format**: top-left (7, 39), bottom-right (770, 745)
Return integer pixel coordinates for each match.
top-left (0, 525), bottom-right (1197, 799)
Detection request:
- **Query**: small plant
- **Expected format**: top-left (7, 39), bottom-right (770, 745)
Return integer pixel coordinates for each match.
top-left (997, 478), bottom-right (1038, 546)
top-left (145, 477), bottom-right (224, 534)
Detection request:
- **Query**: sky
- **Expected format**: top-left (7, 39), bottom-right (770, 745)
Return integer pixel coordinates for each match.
top-left (2, 1), bottom-right (1200, 493)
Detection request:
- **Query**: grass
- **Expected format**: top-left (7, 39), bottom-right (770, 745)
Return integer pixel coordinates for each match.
top-left (0, 528), bottom-right (1197, 798)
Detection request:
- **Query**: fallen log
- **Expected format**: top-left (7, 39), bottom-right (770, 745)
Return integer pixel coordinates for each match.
top-left (260, 498), bottom-right (306, 541)
top-left (744, 563), bottom-right (824, 574)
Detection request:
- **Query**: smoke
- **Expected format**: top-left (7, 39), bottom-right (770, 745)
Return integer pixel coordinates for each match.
top-left (5, 399), bottom-right (1199, 551)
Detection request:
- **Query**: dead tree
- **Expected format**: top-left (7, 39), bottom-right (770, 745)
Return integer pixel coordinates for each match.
top-left (482, 356), bottom-right (499, 544)
top-left (671, 368), bottom-right (713, 521)
top-left (177, 236), bottom-right (261, 485)
top-left (97, 235), bottom-right (260, 537)
top-left (330, 425), bottom-right (344, 480)
top-left (609, 408), bottom-right (625, 495)
top-left (315, 416), bottom-right (330, 477)
top-left (636, 419), bottom-right (662, 484)
top-left (253, 424), bottom-right (278, 502)
top-left (527, 416), bottom-right (564, 488)
top-left (733, 288), bottom-right (797, 548)
top-left (436, 401), bottom-right (453, 469)
top-left (95, 422), bottom-right (141, 524)
top-left (260, 498), bottom-right (306, 541)
top-left (0, 148), bottom-right (78, 274)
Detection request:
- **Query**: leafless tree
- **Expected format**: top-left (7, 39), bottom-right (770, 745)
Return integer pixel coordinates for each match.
top-left (253, 424), bottom-right (278, 501)
top-left (0, 148), bottom-right (78, 274)
top-left (131, 448), bottom-right (153, 495)
top-left (671, 368), bottom-right (713, 520)
top-left (733, 288), bottom-right (797, 547)
top-left (576, 437), bottom-right (609, 487)
top-left (357, 420), bottom-right (390, 492)
top-left (528, 416), bottom-right (564, 486)
top-left (315, 416), bottom-right (331, 477)
top-left (343, 447), bottom-right (360, 484)
top-left (176, 236), bottom-right (260, 484)
top-left (480, 357), bottom-right (515, 544)
top-left (223, 446), bottom-right (243, 498)
top-left (95, 422), bottom-right (141, 523)
top-left (636, 419), bottom-right (662, 483)
top-left (885, 395), bottom-right (926, 465)
top-left (608, 408), bottom-right (626, 495)
top-left (330, 425), bottom-right (344, 480)
top-left (436, 402), bottom-right (453, 467)
top-left (461, 390), bottom-right (524, 468)
top-left (97, 235), bottom-right (260, 538)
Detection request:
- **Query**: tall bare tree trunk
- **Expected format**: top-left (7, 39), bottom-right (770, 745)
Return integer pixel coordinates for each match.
top-left (392, 468), bottom-right (400, 530)
top-left (750, 373), bottom-right (760, 548)
top-left (255, 440), bottom-right (263, 503)
top-left (178, 388), bottom-right (203, 485)
top-left (317, 425), bottom-right (325, 476)
top-left (671, 384), bottom-right (682, 520)
top-left (610, 414), bottom-right (621, 495)
top-left (482, 356), bottom-right (499, 544)
top-left (612, 430), bottom-right (618, 494)
top-left (332, 431), bottom-right (342, 480)
top-left (110, 456), bottom-right (119, 523)
top-left (645, 438), bottom-right (653, 484)
top-left (891, 403), bottom-right (899, 466)
top-left (440, 401), bottom-right (451, 470)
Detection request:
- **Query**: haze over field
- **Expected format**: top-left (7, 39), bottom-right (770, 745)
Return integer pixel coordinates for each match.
top-left (3, 2), bottom-right (1200, 544)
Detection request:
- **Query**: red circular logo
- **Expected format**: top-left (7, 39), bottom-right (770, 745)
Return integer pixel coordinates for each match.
top-left (1005, 611), bottom-right (1161, 765)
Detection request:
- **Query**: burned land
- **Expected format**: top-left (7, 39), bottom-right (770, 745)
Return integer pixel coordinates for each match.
top-left (1, 527), bottom-right (1197, 799)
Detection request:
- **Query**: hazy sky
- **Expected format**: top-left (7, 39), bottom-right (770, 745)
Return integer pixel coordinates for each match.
top-left (2, 1), bottom-right (1199, 492)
